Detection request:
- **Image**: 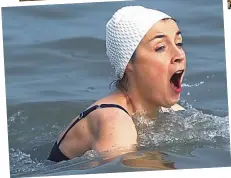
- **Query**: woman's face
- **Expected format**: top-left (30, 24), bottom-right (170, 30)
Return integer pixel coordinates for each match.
top-left (129, 19), bottom-right (186, 108)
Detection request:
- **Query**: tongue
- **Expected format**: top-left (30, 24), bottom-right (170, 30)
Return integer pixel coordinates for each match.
top-left (170, 81), bottom-right (182, 93)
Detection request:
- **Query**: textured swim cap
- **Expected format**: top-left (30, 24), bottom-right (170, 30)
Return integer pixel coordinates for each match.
top-left (106, 6), bottom-right (171, 79)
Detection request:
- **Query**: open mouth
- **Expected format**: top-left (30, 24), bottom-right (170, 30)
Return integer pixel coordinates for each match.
top-left (170, 70), bottom-right (184, 93)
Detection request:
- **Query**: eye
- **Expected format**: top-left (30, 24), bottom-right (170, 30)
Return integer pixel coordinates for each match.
top-left (176, 42), bottom-right (183, 48)
top-left (155, 46), bottom-right (165, 52)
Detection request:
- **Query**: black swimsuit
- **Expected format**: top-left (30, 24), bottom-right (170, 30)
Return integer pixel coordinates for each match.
top-left (47, 104), bottom-right (129, 162)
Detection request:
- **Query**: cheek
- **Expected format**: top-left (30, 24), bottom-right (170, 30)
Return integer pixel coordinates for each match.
top-left (138, 62), bottom-right (168, 86)
top-left (134, 50), bottom-right (169, 83)
top-left (149, 62), bottom-right (168, 81)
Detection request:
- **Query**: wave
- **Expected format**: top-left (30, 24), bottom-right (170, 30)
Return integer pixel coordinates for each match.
top-left (7, 100), bottom-right (229, 147)
top-left (30, 37), bottom-right (106, 53)
top-left (7, 100), bottom-right (230, 176)
top-left (3, 5), bottom-right (78, 20)
top-left (136, 108), bottom-right (229, 149)
top-left (184, 35), bottom-right (224, 46)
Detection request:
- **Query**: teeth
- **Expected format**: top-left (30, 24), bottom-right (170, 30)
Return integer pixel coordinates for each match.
top-left (175, 70), bottom-right (183, 74)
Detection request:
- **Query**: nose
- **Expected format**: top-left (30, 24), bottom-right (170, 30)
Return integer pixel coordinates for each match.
top-left (171, 45), bottom-right (186, 64)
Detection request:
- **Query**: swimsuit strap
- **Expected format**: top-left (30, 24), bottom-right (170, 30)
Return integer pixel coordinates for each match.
top-left (99, 104), bottom-right (129, 115)
top-left (57, 103), bottom-right (129, 146)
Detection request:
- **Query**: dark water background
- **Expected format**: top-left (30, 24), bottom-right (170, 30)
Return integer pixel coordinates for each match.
top-left (2, 0), bottom-right (231, 177)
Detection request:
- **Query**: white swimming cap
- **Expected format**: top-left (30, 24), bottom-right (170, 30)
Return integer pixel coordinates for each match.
top-left (106, 6), bottom-right (171, 79)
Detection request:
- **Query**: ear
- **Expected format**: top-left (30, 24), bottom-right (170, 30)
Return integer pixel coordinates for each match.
top-left (125, 62), bottom-right (134, 74)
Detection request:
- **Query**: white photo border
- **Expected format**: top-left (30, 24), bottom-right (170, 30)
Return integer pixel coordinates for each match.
top-left (0, 0), bottom-right (230, 178)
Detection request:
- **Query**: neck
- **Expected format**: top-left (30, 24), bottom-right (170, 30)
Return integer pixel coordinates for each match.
top-left (123, 88), bottom-right (160, 119)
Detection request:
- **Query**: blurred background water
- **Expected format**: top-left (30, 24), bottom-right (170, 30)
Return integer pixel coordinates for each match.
top-left (2, 0), bottom-right (231, 177)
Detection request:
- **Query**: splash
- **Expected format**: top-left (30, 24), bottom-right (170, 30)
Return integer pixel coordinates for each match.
top-left (182, 81), bottom-right (204, 88)
top-left (8, 110), bottom-right (28, 128)
top-left (10, 148), bottom-right (45, 177)
top-left (133, 108), bottom-right (229, 153)
top-left (8, 100), bottom-right (230, 176)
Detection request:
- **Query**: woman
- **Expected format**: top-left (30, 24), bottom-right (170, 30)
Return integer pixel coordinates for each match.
top-left (48, 6), bottom-right (186, 162)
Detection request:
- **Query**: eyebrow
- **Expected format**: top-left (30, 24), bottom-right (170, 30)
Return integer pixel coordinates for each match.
top-left (149, 31), bottom-right (182, 42)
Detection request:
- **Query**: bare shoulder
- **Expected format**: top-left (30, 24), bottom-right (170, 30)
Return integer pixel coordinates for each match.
top-left (89, 106), bottom-right (137, 153)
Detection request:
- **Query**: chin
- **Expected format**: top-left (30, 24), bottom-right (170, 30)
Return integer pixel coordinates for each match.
top-left (163, 97), bottom-right (180, 108)
top-left (162, 103), bottom-right (174, 108)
